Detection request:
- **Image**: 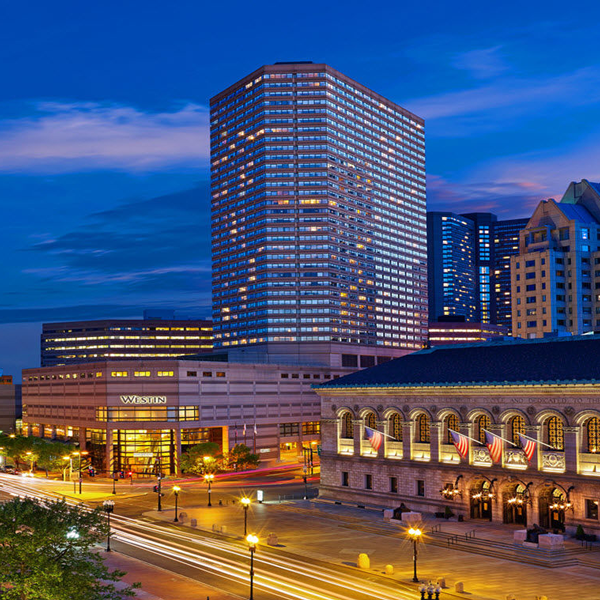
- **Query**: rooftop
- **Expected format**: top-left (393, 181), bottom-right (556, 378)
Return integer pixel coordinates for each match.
top-left (316, 334), bottom-right (600, 389)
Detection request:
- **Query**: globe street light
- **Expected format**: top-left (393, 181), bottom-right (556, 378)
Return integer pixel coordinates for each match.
top-left (246, 534), bottom-right (259, 600)
top-left (241, 496), bottom-right (251, 536)
top-left (173, 486), bottom-right (181, 522)
top-left (204, 473), bottom-right (215, 507)
top-left (103, 500), bottom-right (114, 552)
top-left (408, 527), bottom-right (422, 582)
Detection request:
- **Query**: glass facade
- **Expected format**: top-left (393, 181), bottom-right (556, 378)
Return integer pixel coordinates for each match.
top-left (210, 63), bottom-right (427, 350)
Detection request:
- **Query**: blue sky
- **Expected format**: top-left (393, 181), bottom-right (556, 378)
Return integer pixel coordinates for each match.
top-left (2, 0), bottom-right (600, 376)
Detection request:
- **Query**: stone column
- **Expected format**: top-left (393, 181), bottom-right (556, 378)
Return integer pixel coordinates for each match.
top-left (320, 418), bottom-right (340, 454)
top-left (51, 425), bottom-right (57, 440)
top-left (430, 421), bottom-right (442, 463)
top-left (78, 427), bottom-right (87, 451)
top-left (353, 419), bottom-right (362, 456)
top-left (564, 426), bottom-right (579, 474)
top-left (376, 420), bottom-right (388, 459)
top-left (402, 420), bottom-right (413, 462)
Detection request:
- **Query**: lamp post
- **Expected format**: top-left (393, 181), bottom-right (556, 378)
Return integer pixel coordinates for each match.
top-left (73, 450), bottom-right (88, 494)
top-left (25, 451), bottom-right (34, 475)
top-left (112, 472), bottom-right (118, 495)
top-left (246, 534), bottom-right (258, 600)
top-left (241, 496), bottom-right (251, 536)
top-left (62, 455), bottom-right (72, 482)
top-left (173, 486), bottom-right (181, 522)
top-left (408, 527), bottom-right (422, 582)
top-left (204, 473), bottom-right (214, 507)
top-left (302, 465), bottom-right (308, 500)
top-left (103, 500), bottom-right (114, 552)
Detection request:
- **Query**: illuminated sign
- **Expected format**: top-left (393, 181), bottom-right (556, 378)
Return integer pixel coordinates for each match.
top-left (120, 395), bottom-right (167, 405)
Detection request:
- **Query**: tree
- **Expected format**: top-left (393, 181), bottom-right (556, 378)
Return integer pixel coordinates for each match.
top-left (34, 439), bottom-right (77, 478)
top-left (180, 442), bottom-right (222, 475)
top-left (227, 444), bottom-right (260, 471)
top-left (0, 435), bottom-right (37, 470)
top-left (0, 496), bottom-right (139, 599)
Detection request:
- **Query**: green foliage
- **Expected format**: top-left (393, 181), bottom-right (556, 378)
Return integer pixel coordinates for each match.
top-left (226, 444), bottom-right (260, 471)
top-left (576, 524), bottom-right (585, 539)
top-left (0, 435), bottom-right (77, 476)
top-left (180, 442), bottom-right (222, 475)
top-left (444, 505), bottom-right (454, 519)
top-left (0, 496), bottom-right (139, 599)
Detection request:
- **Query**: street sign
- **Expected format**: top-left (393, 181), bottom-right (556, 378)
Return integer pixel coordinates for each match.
top-left (133, 452), bottom-right (154, 458)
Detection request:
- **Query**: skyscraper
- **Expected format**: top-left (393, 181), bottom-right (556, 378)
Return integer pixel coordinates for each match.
top-left (428, 211), bottom-right (527, 327)
top-left (512, 179), bottom-right (600, 338)
top-left (210, 62), bottom-right (427, 367)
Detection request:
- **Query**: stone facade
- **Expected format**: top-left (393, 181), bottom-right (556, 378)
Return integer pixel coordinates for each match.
top-left (318, 384), bottom-right (600, 535)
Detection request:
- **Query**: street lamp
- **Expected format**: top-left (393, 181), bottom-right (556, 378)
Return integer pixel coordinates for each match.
top-left (408, 527), bottom-right (422, 582)
top-left (173, 486), bottom-right (181, 522)
top-left (73, 451), bottom-right (89, 494)
top-left (302, 465), bottom-right (308, 499)
top-left (103, 500), bottom-right (114, 552)
top-left (246, 534), bottom-right (259, 600)
top-left (112, 472), bottom-right (118, 495)
top-left (241, 496), bottom-right (251, 536)
top-left (25, 451), bottom-right (34, 475)
top-left (204, 473), bottom-right (215, 507)
top-left (62, 455), bottom-right (72, 482)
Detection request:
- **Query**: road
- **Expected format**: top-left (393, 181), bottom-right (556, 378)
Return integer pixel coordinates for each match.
top-left (0, 473), bottom-right (416, 600)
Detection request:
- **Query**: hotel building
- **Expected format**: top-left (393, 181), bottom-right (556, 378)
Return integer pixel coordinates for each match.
top-left (41, 316), bottom-right (213, 366)
top-left (210, 62), bottom-right (428, 368)
top-left (21, 359), bottom-right (347, 475)
top-left (512, 179), bottom-right (600, 338)
top-left (316, 335), bottom-right (600, 534)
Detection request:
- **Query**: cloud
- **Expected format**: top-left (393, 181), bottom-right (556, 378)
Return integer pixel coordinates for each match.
top-left (0, 101), bottom-right (210, 173)
top-left (451, 46), bottom-right (510, 79)
top-left (406, 66), bottom-right (600, 134)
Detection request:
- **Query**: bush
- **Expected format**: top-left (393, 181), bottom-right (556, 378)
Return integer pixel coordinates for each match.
top-left (575, 524), bottom-right (585, 540)
top-left (444, 506), bottom-right (454, 519)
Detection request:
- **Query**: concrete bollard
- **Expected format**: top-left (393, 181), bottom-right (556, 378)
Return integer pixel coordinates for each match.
top-left (179, 512), bottom-right (187, 523)
top-left (190, 518), bottom-right (197, 528)
top-left (385, 564), bottom-right (394, 575)
top-left (357, 553), bottom-right (370, 570)
top-left (437, 577), bottom-right (446, 588)
top-left (267, 533), bottom-right (279, 546)
top-left (455, 582), bottom-right (464, 593)
top-left (221, 525), bottom-right (227, 534)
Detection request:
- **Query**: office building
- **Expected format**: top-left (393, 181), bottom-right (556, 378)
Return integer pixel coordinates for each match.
top-left (428, 211), bottom-right (527, 328)
top-left (21, 360), bottom-right (348, 475)
top-left (428, 318), bottom-right (509, 346)
top-left (0, 370), bottom-right (18, 435)
top-left (210, 62), bottom-right (428, 367)
top-left (41, 316), bottom-right (213, 366)
top-left (512, 179), bottom-right (600, 338)
top-left (316, 334), bottom-right (600, 535)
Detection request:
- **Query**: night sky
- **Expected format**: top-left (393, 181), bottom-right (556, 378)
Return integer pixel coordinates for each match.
top-left (2, 0), bottom-right (600, 376)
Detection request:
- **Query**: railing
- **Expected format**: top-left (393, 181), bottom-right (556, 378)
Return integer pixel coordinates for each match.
top-left (338, 438), bottom-right (354, 455)
top-left (412, 442), bottom-right (430, 462)
top-left (361, 440), bottom-right (378, 457)
top-left (385, 441), bottom-right (403, 459)
top-left (579, 452), bottom-right (600, 476)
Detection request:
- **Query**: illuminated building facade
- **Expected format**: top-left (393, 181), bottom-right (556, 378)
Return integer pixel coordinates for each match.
top-left (210, 62), bottom-right (428, 367)
top-left (22, 359), bottom-right (347, 475)
top-left (0, 370), bottom-right (18, 435)
top-left (317, 335), bottom-right (600, 534)
top-left (428, 318), bottom-right (509, 346)
top-left (512, 180), bottom-right (600, 339)
top-left (41, 318), bottom-right (213, 366)
top-left (428, 211), bottom-right (527, 328)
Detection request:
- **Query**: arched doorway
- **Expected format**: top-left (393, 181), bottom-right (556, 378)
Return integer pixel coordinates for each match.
top-left (538, 487), bottom-right (567, 532)
top-left (503, 483), bottom-right (528, 526)
top-left (470, 480), bottom-right (493, 521)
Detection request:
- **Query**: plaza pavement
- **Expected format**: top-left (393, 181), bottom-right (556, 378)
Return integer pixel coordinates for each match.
top-left (143, 497), bottom-right (600, 600)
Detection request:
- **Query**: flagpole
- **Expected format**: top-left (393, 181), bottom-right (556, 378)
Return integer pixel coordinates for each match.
top-left (520, 433), bottom-right (555, 449)
top-left (483, 428), bottom-right (517, 447)
top-left (448, 428), bottom-right (482, 445)
top-left (364, 425), bottom-right (396, 440)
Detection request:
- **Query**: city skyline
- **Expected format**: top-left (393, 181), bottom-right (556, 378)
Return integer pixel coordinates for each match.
top-left (3, 1), bottom-right (600, 375)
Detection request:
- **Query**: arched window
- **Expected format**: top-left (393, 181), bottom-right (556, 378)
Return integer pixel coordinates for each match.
top-left (587, 417), bottom-right (600, 453)
top-left (416, 413), bottom-right (430, 443)
top-left (445, 414), bottom-right (459, 443)
top-left (365, 412), bottom-right (376, 429)
top-left (509, 415), bottom-right (526, 446)
top-left (389, 413), bottom-right (402, 441)
top-left (475, 414), bottom-right (490, 444)
top-left (546, 416), bottom-right (564, 451)
top-left (341, 412), bottom-right (353, 439)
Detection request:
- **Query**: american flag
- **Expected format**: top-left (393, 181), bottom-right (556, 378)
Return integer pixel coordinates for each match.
top-left (365, 426), bottom-right (383, 451)
top-left (449, 429), bottom-right (469, 460)
top-left (518, 433), bottom-right (537, 462)
top-left (485, 430), bottom-right (503, 463)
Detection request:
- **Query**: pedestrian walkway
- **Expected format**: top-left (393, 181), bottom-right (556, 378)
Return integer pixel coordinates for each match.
top-left (143, 497), bottom-right (600, 600)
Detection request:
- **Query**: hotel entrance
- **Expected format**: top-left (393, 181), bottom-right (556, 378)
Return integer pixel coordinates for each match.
top-left (112, 429), bottom-right (176, 476)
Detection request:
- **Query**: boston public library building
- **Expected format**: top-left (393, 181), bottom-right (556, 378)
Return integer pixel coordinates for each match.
top-left (316, 335), bottom-right (600, 535)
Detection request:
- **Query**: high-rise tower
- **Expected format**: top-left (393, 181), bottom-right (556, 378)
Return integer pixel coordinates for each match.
top-left (210, 62), bottom-right (427, 367)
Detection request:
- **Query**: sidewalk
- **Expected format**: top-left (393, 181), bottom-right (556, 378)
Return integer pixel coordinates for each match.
top-left (143, 498), bottom-right (600, 600)
top-left (102, 549), bottom-right (239, 600)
